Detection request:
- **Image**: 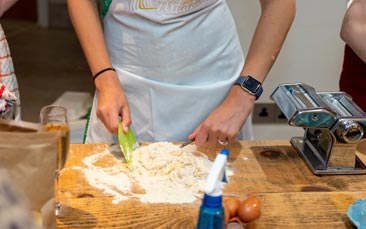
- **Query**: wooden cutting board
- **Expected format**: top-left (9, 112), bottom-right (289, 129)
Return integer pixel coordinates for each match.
top-left (57, 141), bottom-right (366, 228)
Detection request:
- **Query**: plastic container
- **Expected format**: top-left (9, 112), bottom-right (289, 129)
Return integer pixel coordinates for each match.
top-left (196, 149), bottom-right (229, 229)
top-left (347, 198), bottom-right (366, 229)
top-left (197, 194), bottom-right (225, 229)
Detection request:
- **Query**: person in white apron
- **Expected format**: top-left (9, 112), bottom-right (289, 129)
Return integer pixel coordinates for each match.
top-left (67, 0), bottom-right (295, 146)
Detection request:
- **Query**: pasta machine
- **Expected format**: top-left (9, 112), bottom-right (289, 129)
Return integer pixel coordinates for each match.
top-left (271, 83), bottom-right (366, 175)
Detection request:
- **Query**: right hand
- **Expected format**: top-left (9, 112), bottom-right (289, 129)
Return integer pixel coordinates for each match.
top-left (188, 86), bottom-right (255, 147)
top-left (94, 71), bottom-right (131, 134)
top-left (0, 0), bottom-right (18, 17)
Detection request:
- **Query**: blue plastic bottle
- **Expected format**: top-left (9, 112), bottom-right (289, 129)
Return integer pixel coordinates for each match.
top-left (196, 149), bottom-right (229, 229)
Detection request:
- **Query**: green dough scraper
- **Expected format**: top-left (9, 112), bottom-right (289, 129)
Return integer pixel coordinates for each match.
top-left (118, 120), bottom-right (139, 166)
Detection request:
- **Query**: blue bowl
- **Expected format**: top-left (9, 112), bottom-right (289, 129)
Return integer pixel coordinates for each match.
top-left (347, 198), bottom-right (366, 229)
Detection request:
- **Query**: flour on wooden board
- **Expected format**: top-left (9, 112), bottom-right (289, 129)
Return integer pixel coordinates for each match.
top-left (72, 142), bottom-right (232, 204)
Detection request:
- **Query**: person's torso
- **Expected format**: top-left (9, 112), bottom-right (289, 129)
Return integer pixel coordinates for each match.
top-left (340, 45), bottom-right (366, 111)
top-left (102, 0), bottom-right (243, 86)
top-left (88, 0), bottom-right (252, 142)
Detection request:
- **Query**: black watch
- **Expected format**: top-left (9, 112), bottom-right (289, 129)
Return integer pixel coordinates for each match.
top-left (234, 76), bottom-right (263, 100)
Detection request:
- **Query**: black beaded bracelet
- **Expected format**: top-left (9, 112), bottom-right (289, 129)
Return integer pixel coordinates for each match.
top-left (93, 67), bottom-right (116, 81)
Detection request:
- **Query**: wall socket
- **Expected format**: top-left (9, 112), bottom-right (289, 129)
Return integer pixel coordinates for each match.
top-left (252, 103), bottom-right (288, 124)
top-left (273, 105), bottom-right (288, 123)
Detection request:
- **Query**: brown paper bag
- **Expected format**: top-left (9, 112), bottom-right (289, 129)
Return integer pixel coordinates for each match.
top-left (0, 118), bottom-right (43, 132)
top-left (0, 119), bottom-right (57, 212)
top-left (0, 169), bottom-right (39, 229)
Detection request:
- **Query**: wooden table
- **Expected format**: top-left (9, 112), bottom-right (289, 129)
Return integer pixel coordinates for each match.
top-left (57, 141), bottom-right (366, 228)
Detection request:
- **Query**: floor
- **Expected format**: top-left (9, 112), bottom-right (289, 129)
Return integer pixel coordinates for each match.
top-left (1, 19), bottom-right (95, 123)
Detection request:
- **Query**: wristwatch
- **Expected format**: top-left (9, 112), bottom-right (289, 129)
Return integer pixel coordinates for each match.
top-left (234, 76), bottom-right (263, 100)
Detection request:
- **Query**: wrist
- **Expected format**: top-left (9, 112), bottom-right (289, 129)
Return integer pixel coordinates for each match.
top-left (232, 86), bottom-right (256, 104)
top-left (94, 70), bottom-right (120, 92)
top-left (93, 67), bottom-right (116, 82)
top-left (226, 86), bottom-right (256, 115)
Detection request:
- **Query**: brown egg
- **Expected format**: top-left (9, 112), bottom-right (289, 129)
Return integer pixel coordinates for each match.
top-left (222, 201), bottom-right (230, 224)
top-left (237, 194), bottom-right (261, 222)
top-left (224, 198), bottom-right (240, 218)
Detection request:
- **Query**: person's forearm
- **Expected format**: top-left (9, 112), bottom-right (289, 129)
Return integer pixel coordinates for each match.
top-left (340, 0), bottom-right (366, 63)
top-left (240, 0), bottom-right (296, 83)
top-left (67, 0), bottom-right (114, 84)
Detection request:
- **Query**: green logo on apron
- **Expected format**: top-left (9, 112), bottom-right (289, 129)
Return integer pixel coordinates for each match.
top-left (101, 0), bottom-right (113, 18)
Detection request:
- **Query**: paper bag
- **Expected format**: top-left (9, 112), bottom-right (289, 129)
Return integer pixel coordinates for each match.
top-left (0, 119), bottom-right (57, 211)
top-left (0, 169), bottom-right (38, 229)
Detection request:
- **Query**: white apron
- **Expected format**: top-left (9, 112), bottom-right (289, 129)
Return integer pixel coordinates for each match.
top-left (85, 0), bottom-right (253, 143)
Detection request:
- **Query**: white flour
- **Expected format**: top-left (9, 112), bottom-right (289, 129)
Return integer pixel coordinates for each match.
top-left (72, 142), bottom-right (231, 204)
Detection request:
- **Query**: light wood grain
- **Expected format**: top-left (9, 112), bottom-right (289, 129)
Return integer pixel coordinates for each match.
top-left (57, 141), bottom-right (366, 228)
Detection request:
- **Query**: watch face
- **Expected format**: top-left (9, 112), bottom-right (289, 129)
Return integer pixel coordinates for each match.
top-left (244, 77), bottom-right (260, 93)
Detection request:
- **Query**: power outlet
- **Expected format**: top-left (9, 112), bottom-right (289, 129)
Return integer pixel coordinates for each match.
top-left (273, 105), bottom-right (288, 124)
top-left (252, 103), bottom-right (275, 123)
top-left (253, 103), bottom-right (289, 124)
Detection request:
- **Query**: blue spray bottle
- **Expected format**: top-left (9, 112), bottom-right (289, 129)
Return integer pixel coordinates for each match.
top-left (196, 148), bottom-right (229, 229)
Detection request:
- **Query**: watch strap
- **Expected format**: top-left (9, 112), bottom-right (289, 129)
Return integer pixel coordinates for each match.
top-left (234, 76), bottom-right (263, 100)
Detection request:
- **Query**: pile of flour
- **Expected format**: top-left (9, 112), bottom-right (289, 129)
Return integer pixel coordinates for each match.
top-left (72, 142), bottom-right (226, 204)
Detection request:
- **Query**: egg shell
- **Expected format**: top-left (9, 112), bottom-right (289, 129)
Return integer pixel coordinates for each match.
top-left (224, 198), bottom-right (241, 218)
top-left (237, 194), bottom-right (261, 223)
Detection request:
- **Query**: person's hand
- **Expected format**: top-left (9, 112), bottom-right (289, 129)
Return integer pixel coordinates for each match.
top-left (94, 71), bottom-right (131, 134)
top-left (189, 86), bottom-right (255, 147)
top-left (0, 0), bottom-right (18, 17)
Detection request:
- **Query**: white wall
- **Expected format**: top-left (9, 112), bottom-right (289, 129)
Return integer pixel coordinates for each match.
top-left (227, 0), bottom-right (347, 140)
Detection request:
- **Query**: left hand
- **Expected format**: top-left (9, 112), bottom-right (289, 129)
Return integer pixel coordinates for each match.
top-left (189, 86), bottom-right (255, 147)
